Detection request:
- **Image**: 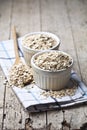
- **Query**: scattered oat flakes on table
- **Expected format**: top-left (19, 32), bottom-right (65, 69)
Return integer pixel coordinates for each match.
top-left (41, 85), bottom-right (77, 98)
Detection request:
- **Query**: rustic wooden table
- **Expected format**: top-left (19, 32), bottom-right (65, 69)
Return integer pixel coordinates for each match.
top-left (0, 0), bottom-right (87, 129)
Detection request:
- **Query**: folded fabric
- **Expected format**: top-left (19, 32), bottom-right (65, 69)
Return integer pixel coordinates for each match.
top-left (0, 38), bottom-right (87, 113)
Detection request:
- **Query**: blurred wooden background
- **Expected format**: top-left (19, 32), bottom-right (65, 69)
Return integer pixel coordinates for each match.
top-left (0, 0), bottom-right (87, 129)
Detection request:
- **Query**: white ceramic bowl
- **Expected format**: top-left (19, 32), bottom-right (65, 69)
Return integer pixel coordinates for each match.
top-left (31, 50), bottom-right (73, 91)
top-left (22, 32), bottom-right (60, 66)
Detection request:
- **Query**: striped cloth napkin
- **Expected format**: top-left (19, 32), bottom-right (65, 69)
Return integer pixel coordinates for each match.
top-left (0, 37), bottom-right (87, 112)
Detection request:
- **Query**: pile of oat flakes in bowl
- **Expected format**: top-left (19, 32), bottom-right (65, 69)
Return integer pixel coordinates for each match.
top-left (34, 51), bottom-right (72, 71)
top-left (22, 34), bottom-right (58, 50)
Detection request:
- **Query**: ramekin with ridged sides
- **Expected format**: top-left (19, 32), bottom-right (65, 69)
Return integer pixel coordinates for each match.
top-left (31, 50), bottom-right (73, 91)
top-left (22, 32), bottom-right (60, 66)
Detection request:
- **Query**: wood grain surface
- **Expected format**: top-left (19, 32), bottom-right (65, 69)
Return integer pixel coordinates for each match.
top-left (0, 0), bottom-right (87, 129)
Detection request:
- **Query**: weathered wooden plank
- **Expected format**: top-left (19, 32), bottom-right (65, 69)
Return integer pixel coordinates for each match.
top-left (0, 67), bottom-right (5, 110)
top-left (64, 0), bottom-right (87, 129)
top-left (0, 109), bottom-right (3, 129)
top-left (30, 112), bottom-right (46, 129)
top-left (65, 106), bottom-right (87, 129)
top-left (66, 0), bottom-right (87, 83)
top-left (1, 0), bottom-right (87, 129)
top-left (0, 0), bottom-right (12, 129)
top-left (11, 0), bottom-right (40, 37)
top-left (0, 67), bottom-right (5, 130)
top-left (0, 0), bottom-right (12, 41)
top-left (40, 0), bottom-right (81, 129)
top-left (3, 82), bottom-right (29, 130)
top-left (3, 0), bottom-right (46, 129)
top-left (2, 0), bottom-right (30, 129)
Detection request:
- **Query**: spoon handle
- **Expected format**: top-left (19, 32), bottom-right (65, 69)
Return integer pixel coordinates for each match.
top-left (12, 26), bottom-right (20, 60)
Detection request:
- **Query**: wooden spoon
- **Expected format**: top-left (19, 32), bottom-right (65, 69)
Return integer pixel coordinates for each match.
top-left (12, 25), bottom-right (21, 65)
top-left (9, 26), bottom-right (33, 87)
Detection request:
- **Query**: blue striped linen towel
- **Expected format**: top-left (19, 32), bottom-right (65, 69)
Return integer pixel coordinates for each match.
top-left (0, 37), bottom-right (87, 112)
